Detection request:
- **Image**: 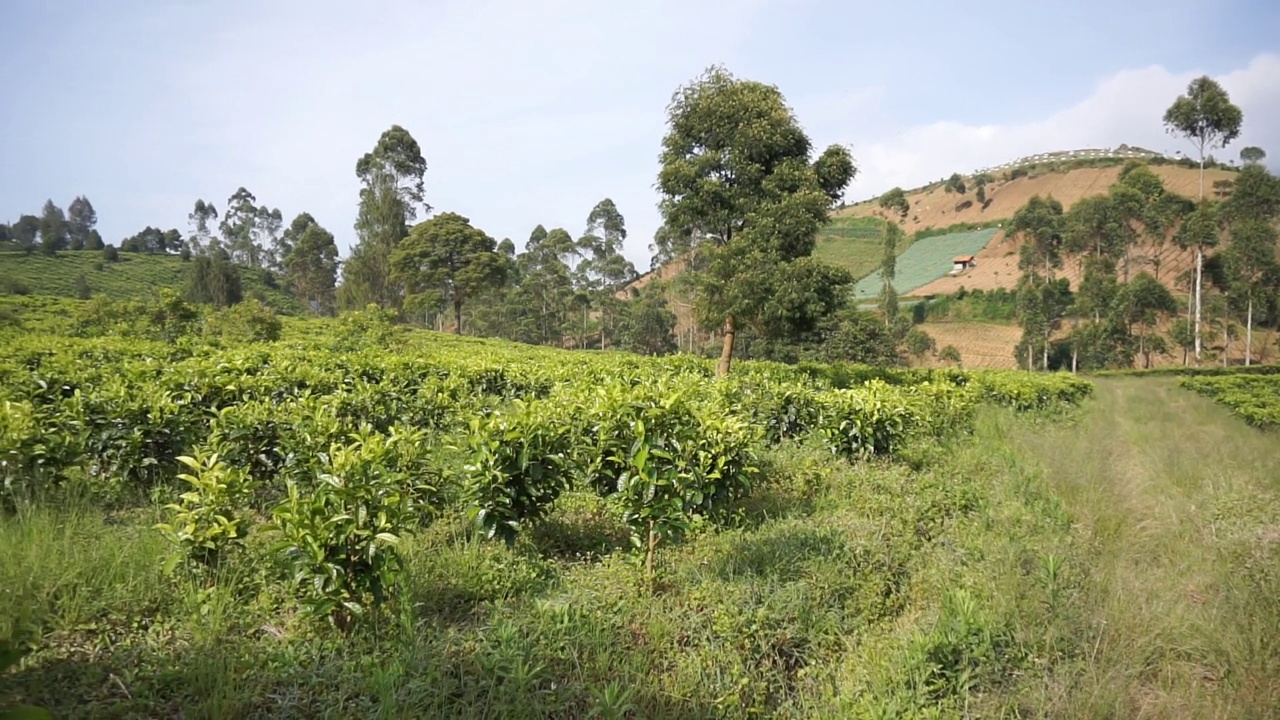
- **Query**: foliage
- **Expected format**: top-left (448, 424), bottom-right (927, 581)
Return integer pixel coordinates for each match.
top-left (391, 212), bottom-right (506, 334)
top-left (153, 451), bottom-right (258, 570)
top-left (617, 286), bottom-right (677, 356)
top-left (878, 187), bottom-right (910, 219)
top-left (270, 425), bottom-right (439, 630)
top-left (655, 64), bottom-right (856, 374)
top-left (1239, 146), bottom-right (1266, 165)
top-left (202, 299), bottom-right (283, 344)
top-left (1180, 374), bottom-right (1280, 427)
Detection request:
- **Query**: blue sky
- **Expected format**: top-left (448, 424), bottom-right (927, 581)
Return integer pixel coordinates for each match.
top-left (2, 0), bottom-right (1278, 269)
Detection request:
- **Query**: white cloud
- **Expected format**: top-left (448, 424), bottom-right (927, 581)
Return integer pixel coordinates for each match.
top-left (825, 54), bottom-right (1280, 202)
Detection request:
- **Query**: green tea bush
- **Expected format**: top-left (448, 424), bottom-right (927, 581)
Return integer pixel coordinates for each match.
top-left (1181, 374), bottom-right (1280, 427)
top-left (202, 298), bottom-right (282, 343)
top-left (154, 450), bottom-right (258, 570)
top-left (270, 425), bottom-right (440, 631)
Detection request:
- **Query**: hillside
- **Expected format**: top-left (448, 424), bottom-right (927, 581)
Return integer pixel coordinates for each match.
top-left (0, 250), bottom-right (303, 314)
top-left (839, 164), bottom-right (1234, 244)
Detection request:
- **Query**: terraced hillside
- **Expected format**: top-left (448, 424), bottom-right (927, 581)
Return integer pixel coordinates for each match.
top-left (811, 216), bottom-right (896, 279)
top-left (852, 228), bottom-right (999, 300)
top-left (0, 250), bottom-right (303, 313)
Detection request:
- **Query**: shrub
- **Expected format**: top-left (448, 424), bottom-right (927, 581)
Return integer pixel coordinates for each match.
top-left (74, 273), bottom-right (92, 300)
top-left (0, 276), bottom-right (32, 296)
top-left (102, 244), bottom-right (119, 262)
top-left (270, 425), bottom-right (439, 631)
top-left (939, 345), bottom-right (962, 365)
top-left (153, 450), bottom-right (258, 570)
top-left (203, 299), bottom-right (282, 343)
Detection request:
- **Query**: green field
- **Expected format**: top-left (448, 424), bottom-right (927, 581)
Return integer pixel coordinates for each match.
top-left (0, 250), bottom-right (302, 313)
top-left (812, 216), bottom-right (912, 280)
top-left (852, 228), bottom-right (999, 300)
top-left (2, 310), bottom-right (1278, 718)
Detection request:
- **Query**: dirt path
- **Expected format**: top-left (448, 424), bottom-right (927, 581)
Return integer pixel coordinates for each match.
top-left (1010, 378), bottom-right (1280, 719)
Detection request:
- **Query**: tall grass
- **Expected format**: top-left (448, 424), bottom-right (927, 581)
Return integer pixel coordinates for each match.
top-left (1003, 377), bottom-right (1280, 718)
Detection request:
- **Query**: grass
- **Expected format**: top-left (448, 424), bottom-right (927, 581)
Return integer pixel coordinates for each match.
top-left (852, 228), bottom-right (999, 300)
top-left (1000, 377), bottom-right (1280, 718)
top-left (3, 374), bottom-right (1278, 717)
top-left (0, 250), bottom-right (302, 314)
top-left (812, 216), bottom-right (907, 280)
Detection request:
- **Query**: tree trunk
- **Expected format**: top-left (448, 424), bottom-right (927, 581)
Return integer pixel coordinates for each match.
top-left (1071, 344), bottom-right (1078, 374)
top-left (1194, 246), bottom-right (1203, 365)
top-left (1027, 343), bottom-right (1034, 372)
top-left (716, 315), bottom-right (736, 376)
top-left (453, 299), bottom-right (463, 335)
top-left (1223, 324), bottom-right (1229, 368)
top-left (1042, 328), bottom-right (1050, 371)
top-left (1246, 298), bottom-right (1253, 367)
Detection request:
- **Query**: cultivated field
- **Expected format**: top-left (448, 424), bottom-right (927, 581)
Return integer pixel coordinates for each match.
top-left (0, 250), bottom-right (301, 314)
top-left (851, 228), bottom-right (998, 300)
top-left (3, 308), bottom-right (1278, 718)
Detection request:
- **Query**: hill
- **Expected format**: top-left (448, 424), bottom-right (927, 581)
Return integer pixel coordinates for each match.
top-left (839, 163), bottom-right (1234, 247)
top-left (0, 250), bottom-right (303, 314)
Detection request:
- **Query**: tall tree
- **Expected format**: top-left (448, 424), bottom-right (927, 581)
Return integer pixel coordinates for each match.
top-left (1122, 272), bottom-right (1178, 369)
top-left (579, 199), bottom-right (638, 348)
top-left (11, 215), bottom-right (40, 253)
top-left (342, 125), bottom-right (429, 310)
top-left (66, 196), bottom-right (97, 251)
top-left (1173, 200), bottom-right (1223, 363)
top-left (656, 65), bottom-right (856, 375)
top-left (880, 221), bottom-right (900, 326)
top-left (257, 205), bottom-right (285, 270)
top-left (220, 188), bottom-right (265, 266)
top-left (188, 199), bottom-right (219, 255)
top-left (1011, 195), bottom-right (1066, 369)
top-left (1223, 219), bottom-right (1278, 366)
top-left (1163, 76), bottom-right (1243, 364)
top-left (390, 212), bottom-right (506, 335)
top-left (38, 200), bottom-right (68, 255)
top-left (1239, 146), bottom-right (1266, 166)
top-left (282, 213), bottom-right (340, 315)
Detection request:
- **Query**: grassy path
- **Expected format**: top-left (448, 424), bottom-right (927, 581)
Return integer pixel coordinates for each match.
top-left (1009, 378), bottom-right (1280, 719)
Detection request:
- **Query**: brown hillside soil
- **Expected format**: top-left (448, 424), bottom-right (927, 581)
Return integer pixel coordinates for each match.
top-left (839, 165), bottom-right (1235, 237)
top-left (913, 322), bottom-right (1023, 369)
top-left (908, 231), bottom-right (1201, 298)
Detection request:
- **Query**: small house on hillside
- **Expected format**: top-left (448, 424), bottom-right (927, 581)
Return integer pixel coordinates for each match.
top-left (952, 255), bottom-right (976, 274)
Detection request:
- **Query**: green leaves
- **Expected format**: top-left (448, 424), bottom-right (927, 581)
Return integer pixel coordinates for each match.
top-left (153, 449), bottom-right (257, 570)
top-left (269, 424), bottom-right (438, 630)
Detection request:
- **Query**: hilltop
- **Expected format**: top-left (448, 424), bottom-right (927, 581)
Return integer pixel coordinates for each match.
top-left (0, 250), bottom-right (303, 314)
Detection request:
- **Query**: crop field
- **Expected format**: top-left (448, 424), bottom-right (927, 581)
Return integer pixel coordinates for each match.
top-left (811, 216), bottom-right (904, 280)
top-left (3, 309), bottom-right (1279, 718)
top-left (0, 250), bottom-right (301, 314)
top-left (0, 308), bottom-right (1101, 718)
top-left (852, 228), bottom-right (999, 300)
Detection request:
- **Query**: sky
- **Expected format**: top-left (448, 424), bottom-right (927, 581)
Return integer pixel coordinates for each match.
top-left (2, 0), bottom-right (1279, 271)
